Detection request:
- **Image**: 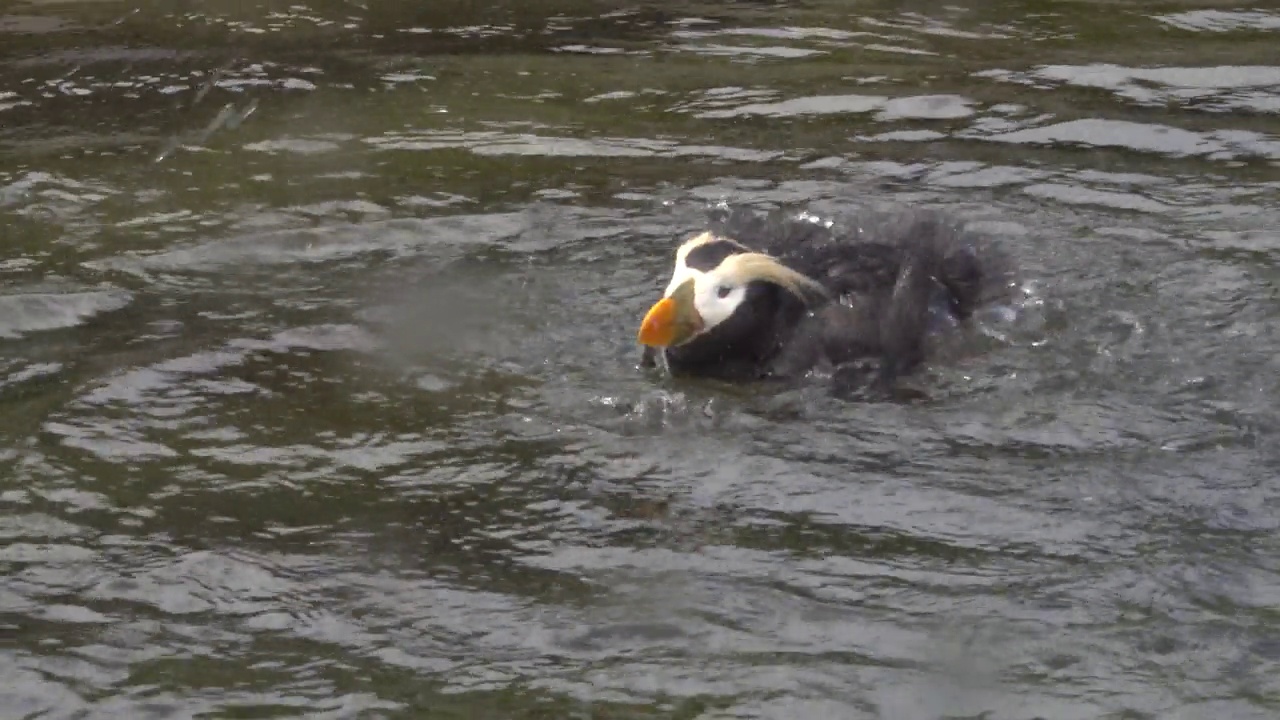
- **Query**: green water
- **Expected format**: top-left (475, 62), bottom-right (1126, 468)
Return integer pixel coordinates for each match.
top-left (2, 1), bottom-right (1279, 718)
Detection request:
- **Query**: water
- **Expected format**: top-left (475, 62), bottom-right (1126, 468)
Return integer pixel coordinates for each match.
top-left (2, 1), bottom-right (1279, 718)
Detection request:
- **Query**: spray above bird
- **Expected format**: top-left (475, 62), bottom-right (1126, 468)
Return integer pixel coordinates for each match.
top-left (636, 206), bottom-right (1018, 393)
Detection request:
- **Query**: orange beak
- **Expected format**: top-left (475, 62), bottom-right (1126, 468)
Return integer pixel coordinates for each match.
top-left (637, 282), bottom-right (703, 348)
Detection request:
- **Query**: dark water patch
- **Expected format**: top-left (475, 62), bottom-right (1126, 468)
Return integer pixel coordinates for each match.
top-left (2, 0), bottom-right (1280, 717)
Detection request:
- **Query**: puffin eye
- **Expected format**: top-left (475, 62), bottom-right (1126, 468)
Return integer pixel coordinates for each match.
top-left (716, 284), bottom-right (733, 299)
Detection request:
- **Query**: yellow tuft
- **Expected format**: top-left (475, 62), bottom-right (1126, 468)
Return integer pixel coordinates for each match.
top-left (719, 253), bottom-right (831, 305)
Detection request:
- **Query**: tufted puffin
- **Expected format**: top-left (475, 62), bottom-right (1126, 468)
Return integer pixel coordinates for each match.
top-left (636, 206), bottom-right (1017, 392)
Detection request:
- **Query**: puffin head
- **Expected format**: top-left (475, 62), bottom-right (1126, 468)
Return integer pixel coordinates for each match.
top-left (637, 232), bottom-right (829, 351)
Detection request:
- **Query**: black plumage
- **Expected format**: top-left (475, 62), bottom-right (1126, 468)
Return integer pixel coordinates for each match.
top-left (639, 205), bottom-right (1017, 393)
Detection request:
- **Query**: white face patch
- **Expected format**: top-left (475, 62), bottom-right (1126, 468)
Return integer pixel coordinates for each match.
top-left (663, 264), bottom-right (749, 335)
top-left (662, 233), bottom-right (751, 336)
top-left (689, 266), bottom-right (748, 331)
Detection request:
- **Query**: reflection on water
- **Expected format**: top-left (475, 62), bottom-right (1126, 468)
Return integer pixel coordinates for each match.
top-left (0, 285), bottom-right (132, 339)
top-left (1157, 9), bottom-right (1280, 33)
top-left (2, 0), bottom-right (1280, 718)
top-left (1006, 63), bottom-right (1280, 113)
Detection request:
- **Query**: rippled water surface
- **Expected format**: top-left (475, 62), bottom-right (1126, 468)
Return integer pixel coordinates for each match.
top-left (3, 1), bottom-right (1279, 718)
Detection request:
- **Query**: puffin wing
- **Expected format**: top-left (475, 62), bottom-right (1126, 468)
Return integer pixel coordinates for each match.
top-left (709, 205), bottom-right (1017, 317)
top-left (707, 205), bottom-right (1018, 390)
